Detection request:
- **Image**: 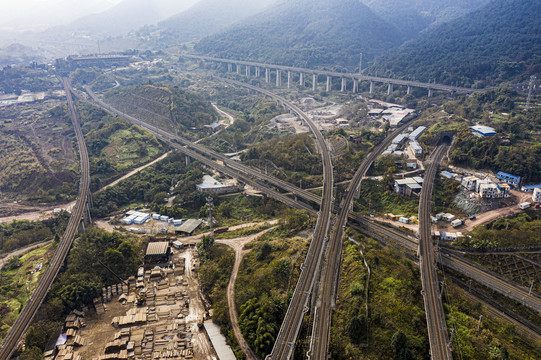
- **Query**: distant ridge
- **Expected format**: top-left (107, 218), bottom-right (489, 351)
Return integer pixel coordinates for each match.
top-left (371, 0), bottom-right (541, 85)
top-left (158, 0), bottom-right (277, 43)
top-left (359, 0), bottom-right (491, 39)
top-left (195, 0), bottom-right (404, 70)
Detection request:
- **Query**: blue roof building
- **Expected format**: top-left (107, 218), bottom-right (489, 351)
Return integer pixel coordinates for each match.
top-left (521, 184), bottom-right (541, 192)
top-left (495, 171), bottom-right (521, 186)
top-left (470, 125), bottom-right (496, 137)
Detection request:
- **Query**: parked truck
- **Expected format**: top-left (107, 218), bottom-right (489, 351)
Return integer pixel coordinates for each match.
top-left (519, 202), bottom-right (531, 210)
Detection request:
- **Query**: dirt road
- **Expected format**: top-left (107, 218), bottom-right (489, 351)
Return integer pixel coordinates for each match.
top-left (217, 228), bottom-right (274, 360)
top-left (0, 152), bottom-right (171, 225)
top-left (0, 240), bottom-right (53, 270)
top-left (96, 151), bottom-right (171, 194)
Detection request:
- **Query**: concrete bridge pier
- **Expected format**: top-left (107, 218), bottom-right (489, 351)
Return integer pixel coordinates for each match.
top-left (186, 155), bottom-right (190, 167)
top-left (299, 73), bottom-right (304, 87)
top-left (326, 75), bottom-right (332, 92)
top-left (84, 202), bottom-right (92, 224)
top-left (236, 64), bottom-right (241, 74)
top-left (407, 86), bottom-right (411, 95)
top-left (246, 65), bottom-right (250, 77)
top-left (428, 88), bottom-right (433, 97)
top-left (276, 70), bottom-right (282, 87)
top-left (265, 68), bottom-right (270, 83)
top-left (255, 67), bottom-right (260, 77)
top-left (227, 63), bottom-right (232, 72)
top-left (313, 74), bottom-right (317, 91)
top-left (288, 71), bottom-right (292, 89)
top-left (387, 83), bottom-right (393, 95)
top-left (369, 81), bottom-right (374, 94)
top-left (341, 78), bottom-right (346, 92)
top-left (353, 79), bottom-right (359, 93)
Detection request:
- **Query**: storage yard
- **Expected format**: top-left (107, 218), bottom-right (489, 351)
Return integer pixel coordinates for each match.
top-left (47, 247), bottom-right (218, 360)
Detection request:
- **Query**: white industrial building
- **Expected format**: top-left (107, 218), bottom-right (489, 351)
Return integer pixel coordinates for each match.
top-left (394, 177), bottom-right (424, 196)
top-left (475, 179), bottom-right (510, 198)
top-left (408, 126), bottom-right (426, 141)
top-left (409, 140), bottom-right (423, 155)
top-left (122, 211), bottom-right (150, 225)
top-left (392, 133), bottom-right (409, 145)
top-left (533, 188), bottom-right (541, 203)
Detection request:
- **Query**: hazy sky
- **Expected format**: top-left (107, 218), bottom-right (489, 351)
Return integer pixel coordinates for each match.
top-left (0, 0), bottom-right (123, 30)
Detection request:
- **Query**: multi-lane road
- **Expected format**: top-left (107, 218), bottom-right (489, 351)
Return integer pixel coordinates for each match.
top-left (0, 79), bottom-right (91, 359)
top-left (418, 144), bottom-right (452, 360)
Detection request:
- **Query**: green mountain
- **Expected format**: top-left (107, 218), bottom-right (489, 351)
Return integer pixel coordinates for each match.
top-left (158, 0), bottom-right (276, 43)
top-left (360, 0), bottom-right (490, 38)
top-left (371, 0), bottom-right (541, 86)
top-left (195, 0), bottom-right (404, 70)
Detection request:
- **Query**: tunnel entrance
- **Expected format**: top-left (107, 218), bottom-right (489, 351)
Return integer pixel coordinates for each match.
top-left (437, 131), bottom-right (456, 145)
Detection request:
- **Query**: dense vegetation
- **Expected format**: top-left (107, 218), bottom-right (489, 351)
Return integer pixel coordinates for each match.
top-left (330, 235), bottom-right (428, 359)
top-left (235, 211), bottom-right (313, 357)
top-left (0, 65), bottom-right (59, 94)
top-left (359, 0), bottom-right (490, 39)
top-left (77, 102), bottom-right (166, 191)
top-left (104, 84), bottom-right (218, 139)
top-left (196, 0), bottom-right (403, 70)
top-left (200, 92), bottom-right (284, 153)
top-left (197, 240), bottom-right (237, 352)
top-left (0, 213), bottom-right (69, 254)
top-left (456, 212), bottom-right (541, 250)
top-left (372, 0), bottom-right (541, 85)
top-left (90, 152), bottom-right (201, 218)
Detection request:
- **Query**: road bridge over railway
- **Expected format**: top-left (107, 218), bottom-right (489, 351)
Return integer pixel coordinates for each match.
top-left (0, 79), bottom-right (92, 359)
top-left (182, 54), bottom-right (481, 97)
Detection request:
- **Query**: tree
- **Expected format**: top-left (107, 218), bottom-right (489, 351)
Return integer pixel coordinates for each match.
top-left (257, 243), bottom-right (272, 261)
top-left (347, 316), bottom-right (366, 344)
top-left (391, 330), bottom-right (413, 360)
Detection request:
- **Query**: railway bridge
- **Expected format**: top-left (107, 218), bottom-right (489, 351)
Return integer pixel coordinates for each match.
top-left (183, 54), bottom-right (481, 97)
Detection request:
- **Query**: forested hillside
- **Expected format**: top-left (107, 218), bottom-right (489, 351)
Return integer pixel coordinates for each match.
top-left (157, 0), bottom-right (275, 44)
top-left (360, 0), bottom-right (490, 39)
top-left (371, 0), bottom-right (541, 85)
top-left (195, 0), bottom-right (404, 70)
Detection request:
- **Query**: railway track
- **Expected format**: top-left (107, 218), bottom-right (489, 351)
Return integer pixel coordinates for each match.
top-left (82, 80), bottom-right (541, 352)
top-left (84, 81), bottom-right (335, 359)
top-left (309, 119), bottom-right (413, 359)
top-left (214, 79), bottom-right (335, 360)
top-left (0, 79), bottom-right (91, 359)
top-left (418, 144), bottom-right (452, 360)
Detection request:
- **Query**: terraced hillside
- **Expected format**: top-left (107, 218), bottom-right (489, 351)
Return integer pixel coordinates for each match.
top-left (104, 84), bottom-right (218, 140)
top-left (0, 100), bottom-right (79, 202)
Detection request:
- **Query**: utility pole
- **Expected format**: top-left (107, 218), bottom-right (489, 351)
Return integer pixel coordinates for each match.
top-left (206, 196), bottom-right (214, 234)
top-left (525, 75), bottom-right (536, 111)
top-left (529, 280), bottom-right (535, 296)
top-left (477, 315), bottom-right (483, 332)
